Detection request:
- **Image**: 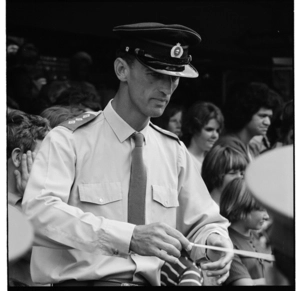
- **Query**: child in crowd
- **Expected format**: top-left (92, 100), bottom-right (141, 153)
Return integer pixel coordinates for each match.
top-left (201, 145), bottom-right (248, 205)
top-left (220, 177), bottom-right (272, 286)
top-left (151, 103), bottom-right (183, 138)
top-left (7, 109), bottom-right (51, 286)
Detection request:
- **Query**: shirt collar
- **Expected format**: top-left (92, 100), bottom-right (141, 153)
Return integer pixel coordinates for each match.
top-left (8, 192), bottom-right (22, 206)
top-left (103, 99), bottom-right (149, 144)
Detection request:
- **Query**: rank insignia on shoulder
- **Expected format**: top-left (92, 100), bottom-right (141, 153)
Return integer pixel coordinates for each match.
top-left (60, 111), bottom-right (102, 132)
top-left (150, 122), bottom-right (181, 145)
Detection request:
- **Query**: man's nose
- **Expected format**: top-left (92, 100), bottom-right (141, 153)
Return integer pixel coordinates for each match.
top-left (263, 117), bottom-right (271, 126)
top-left (160, 76), bottom-right (177, 95)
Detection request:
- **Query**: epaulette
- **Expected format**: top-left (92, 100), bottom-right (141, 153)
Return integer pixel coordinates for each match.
top-left (150, 122), bottom-right (181, 145)
top-left (59, 111), bottom-right (102, 132)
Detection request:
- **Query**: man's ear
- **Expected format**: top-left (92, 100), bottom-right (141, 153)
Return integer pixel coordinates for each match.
top-left (114, 57), bottom-right (130, 82)
top-left (11, 148), bottom-right (22, 168)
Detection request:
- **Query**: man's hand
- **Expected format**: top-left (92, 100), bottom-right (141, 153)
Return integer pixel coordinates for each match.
top-left (129, 222), bottom-right (192, 264)
top-left (200, 233), bottom-right (234, 285)
top-left (14, 151), bottom-right (36, 195)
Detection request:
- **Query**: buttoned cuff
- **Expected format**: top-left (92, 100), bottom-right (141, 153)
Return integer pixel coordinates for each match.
top-left (102, 219), bottom-right (136, 258)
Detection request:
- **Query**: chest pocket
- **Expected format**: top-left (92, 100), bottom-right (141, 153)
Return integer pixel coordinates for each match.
top-left (78, 182), bottom-right (124, 220)
top-left (151, 185), bottom-right (179, 227)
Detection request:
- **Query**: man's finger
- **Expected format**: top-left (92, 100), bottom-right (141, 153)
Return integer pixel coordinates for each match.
top-left (201, 256), bottom-right (230, 271)
top-left (156, 240), bottom-right (182, 259)
top-left (21, 153), bottom-right (28, 174)
top-left (14, 170), bottom-right (21, 190)
top-left (26, 151), bottom-right (33, 172)
top-left (32, 151), bottom-right (36, 162)
top-left (156, 249), bottom-right (179, 265)
top-left (217, 271), bottom-right (230, 285)
top-left (165, 226), bottom-right (191, 251)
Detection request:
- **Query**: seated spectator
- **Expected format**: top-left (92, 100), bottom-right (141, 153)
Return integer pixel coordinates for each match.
top-left (181, 101), bottom-right (224, 172)
top-left (40, 105), bottom-right (86, 128)
top-left (220, 178), bottom-right (272, 286)
top-left (7, 109), bottom-right (50, 286)
top-left (54, 87), bottom-right (102, 112)
top-left (201, 145), bottom-right (247, 206)
top-left (151, 103), bottom-right (183, 137)
top-left (216, 82), bottom-right (280, 162)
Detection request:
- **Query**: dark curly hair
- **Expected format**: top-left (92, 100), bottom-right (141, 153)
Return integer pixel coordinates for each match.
top-left (181, 101), bottom-right (224, 147)
top-left (7, 109), bottom-right (50, 159)
top-left (223, 82), bottom-right (280, 132)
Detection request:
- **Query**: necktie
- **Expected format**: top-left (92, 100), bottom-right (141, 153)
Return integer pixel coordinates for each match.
top-left (128, 132), bottom-right (147, 225)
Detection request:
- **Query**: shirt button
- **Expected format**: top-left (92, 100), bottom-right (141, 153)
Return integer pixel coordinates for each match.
top-left (99, 198), bottom-right (103, 203)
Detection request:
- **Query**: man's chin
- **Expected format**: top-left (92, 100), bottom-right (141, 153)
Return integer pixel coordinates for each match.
top-left (150, 108), bottom-right (166, 118)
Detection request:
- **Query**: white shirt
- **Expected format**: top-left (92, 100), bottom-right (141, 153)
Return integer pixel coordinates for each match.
top-left (22, 100), bottom-right (230, 285)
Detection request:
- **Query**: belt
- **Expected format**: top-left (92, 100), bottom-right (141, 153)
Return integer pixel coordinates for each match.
top-left (53, 279), bottom-right (149, 287)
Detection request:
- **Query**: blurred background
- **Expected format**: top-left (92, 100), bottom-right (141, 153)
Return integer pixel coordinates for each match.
top-left (6, 1), bottom-right (294, 110)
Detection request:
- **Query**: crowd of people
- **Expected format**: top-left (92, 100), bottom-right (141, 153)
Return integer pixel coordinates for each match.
top-left (7, 21), bottom-right (294, 287)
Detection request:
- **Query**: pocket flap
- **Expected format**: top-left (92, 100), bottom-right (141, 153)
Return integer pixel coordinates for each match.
top-left (79, 182), bottom-right (122, 205)
top-left (152, 185), bottom-right (179, 208)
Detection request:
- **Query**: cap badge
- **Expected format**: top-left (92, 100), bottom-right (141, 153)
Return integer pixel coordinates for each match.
top-left (171, 43), bottom-right (183, 58)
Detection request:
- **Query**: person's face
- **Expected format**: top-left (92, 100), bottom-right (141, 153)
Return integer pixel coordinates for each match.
top-left (167, 111), bottom-right (182, 137)
top-left (221, 169), bottom-right (244, 191)
top-left (194, 118), bottom-right (220, 152)
top-left (126, 60), bottom-right (180, 118)
top-left (246, 107), bottom-right (273, 136)
top-left (244, 208), bottom-right (270, 231)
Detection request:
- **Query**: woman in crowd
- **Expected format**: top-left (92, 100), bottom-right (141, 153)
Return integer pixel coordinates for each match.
top-left (181, 101), bottom-right (224, 172)
top-left (201, 145), bottom-right (247, 205)
top-left (151, 102), bottom-right (183, 138)
top-left (220, 177), bottom-right (272, 286)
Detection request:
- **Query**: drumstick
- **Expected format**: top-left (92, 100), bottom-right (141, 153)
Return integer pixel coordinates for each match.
top-left (190, 242), bottom-right (275, 261)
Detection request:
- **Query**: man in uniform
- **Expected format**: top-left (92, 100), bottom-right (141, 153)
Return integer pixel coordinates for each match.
top-left (22, 22), bottom-right (233, 286)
